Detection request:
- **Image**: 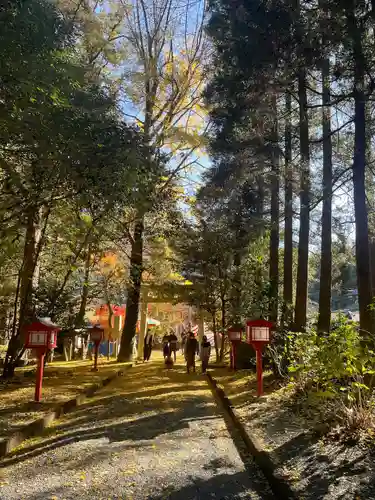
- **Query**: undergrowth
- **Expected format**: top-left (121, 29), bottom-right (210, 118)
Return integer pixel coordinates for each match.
top-left (287, 316), bottom-right (375, 441)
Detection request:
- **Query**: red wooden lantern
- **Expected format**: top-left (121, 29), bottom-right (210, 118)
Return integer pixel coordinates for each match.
top-left (227, 326), bottom-right (243, 370)
top-left (246, 319), bottom-right (273, 397)
top-left (228, 327), bottom-right (242, 342)
top-left (89, 325), bottom-right (104, 371)
top-left (24, 318), bottom-right (60, 402)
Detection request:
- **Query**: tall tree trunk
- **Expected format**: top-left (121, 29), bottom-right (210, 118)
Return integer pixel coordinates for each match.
top-left (0, 306), bottom-right (8, 344)
top-left (317, 53), bottom-right (333, 334)
top-left (137, 289), bottom-right (148, 360)
top-left (219, 295), bottom-right (226, 361)
top-left (347, 3), bottom-right (373, 336)
top-left (269, 96), bottom-right (280, 324)
top-left (365, 76), bottom-right (375, 298)
top-left (369, 239), bottom-right (375, 299)
top-left (256, 175), bottom-right (265, 236)
top-left (231, 244), bottom-right (242, 323)
top-left (118, 219), bottom-right (144, 361)
top-left (3, 206), bottom-right (44, 378)
top-left (117, 67), bottom-right (152, 362)
top-left (283, 92), bottom-right (293, 328)
top-left (211, 310), bottom-right (219, 362)
top-left (294, 69), bottom-right (310, 331)
top-left (19, 206), bottom-right (41, 328)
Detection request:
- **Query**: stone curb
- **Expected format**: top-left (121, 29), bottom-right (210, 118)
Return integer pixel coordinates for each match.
top-left (0, 363), bottom-right (132, 458)
top-left (207, 372), bottom-right (296, 500)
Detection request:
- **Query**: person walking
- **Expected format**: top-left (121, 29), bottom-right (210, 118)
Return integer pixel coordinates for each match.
top-left (131, 335), bottom-right (138, 359)
top-left (200, 335), bottom-right (211, 374)
top-left (162, 333), bottom-right (170, 360)
top-left (169, 331), bottom-right (178, 362)
top-left (185, 331), bottom-right (198, 374)
top-left (181, 333), bottom-right (186, 354)
top-left (143, 329), bottom-right (154, 361)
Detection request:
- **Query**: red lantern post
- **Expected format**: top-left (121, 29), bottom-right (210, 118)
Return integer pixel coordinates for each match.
top-left (24, 319), bottom-right (60, 402)
top-left (89, 325), bottom-right (104, 371)
top-left (246, 319), bottom-right (273, 397)
top-left (227, 326), bottom-right (242, 370)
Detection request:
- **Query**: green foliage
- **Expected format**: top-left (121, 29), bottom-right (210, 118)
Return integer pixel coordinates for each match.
top-left (288, 317), bottom-right (374, 404)
top-left (239, 236), bottom-right (271, 319)
top-left (0, 0), bottom-right (160, 371)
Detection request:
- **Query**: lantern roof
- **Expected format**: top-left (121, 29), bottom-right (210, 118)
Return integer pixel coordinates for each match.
top-left (24, 317), bottom-right (61, 332)
top-left (246, 318), bottom-right (273, 328)
top-left (228, 324), bottom-right (244, 332)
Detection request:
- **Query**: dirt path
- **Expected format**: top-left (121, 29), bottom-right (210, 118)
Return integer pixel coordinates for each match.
top-left (0, 356), bottom-right (273, 499)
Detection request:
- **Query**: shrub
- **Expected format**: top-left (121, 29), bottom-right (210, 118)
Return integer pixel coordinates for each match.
top-left (288, 316), bottom-right (375, 406)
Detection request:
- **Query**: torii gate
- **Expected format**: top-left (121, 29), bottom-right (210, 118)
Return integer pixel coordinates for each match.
top-left (137, 283), bottom-right (205, 360)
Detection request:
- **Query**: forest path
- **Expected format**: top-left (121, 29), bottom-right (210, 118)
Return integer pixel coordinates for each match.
top-left (0, 355), bottom-right (273, 499)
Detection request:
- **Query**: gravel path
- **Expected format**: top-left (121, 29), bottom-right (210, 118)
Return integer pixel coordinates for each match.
top-left (0, 357), bottom-right (273, 499)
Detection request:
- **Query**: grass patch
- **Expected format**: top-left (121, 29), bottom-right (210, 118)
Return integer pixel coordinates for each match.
top-left (0, 357), bottom-right (128, 439)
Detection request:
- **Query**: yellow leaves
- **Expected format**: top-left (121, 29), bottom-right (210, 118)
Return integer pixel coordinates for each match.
top-left (100, 252), bottom-right (118, 267)
top-left (136, 118), bottom-right (144, 130)
top-left (166, 129), bottom-right (202, 149)
top-left (168, 271), bottom-right (185, 282)
top-left (96, 251), bottom-right (127, 285)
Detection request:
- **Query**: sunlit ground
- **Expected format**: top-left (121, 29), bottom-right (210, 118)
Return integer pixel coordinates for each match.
top-left (0, 351), bottom-right (272, 499)
top-left (0, 356), bottom-right (129, 438)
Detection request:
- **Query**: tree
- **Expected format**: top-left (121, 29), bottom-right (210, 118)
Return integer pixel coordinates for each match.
top-left (283, 92), bottom-right (294, 328)
top-left (317, 4), bottom-right (333, 334)
top-left (114, 0), bottom-right (208, 360)
top-left (0, 0), bottom-right (149, 377)
top-left (345, 0), bottom-right (374, 335)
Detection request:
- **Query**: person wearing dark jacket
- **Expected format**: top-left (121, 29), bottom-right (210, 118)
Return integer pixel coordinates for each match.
top-left (162, 333), bottom-right (170, 360)
top-left (184, 331), bottom-right (198, 374)
top-left (143, 329), bottom-right (154, 361)
top-left (169, 332), bottom-right (178, 362)
top-left (200, 335), bottom-right (211, 373)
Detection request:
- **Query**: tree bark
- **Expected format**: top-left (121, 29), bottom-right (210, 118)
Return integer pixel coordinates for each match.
top-left (347, 3), bottom-right (374, 336)
top-left (219, 295), bottom-right (226, 361)
top-left (231, 231), bottom-right (242, 324)
top-left (3, 206), bottom-right (44, 378)
top-left (211, 310), bottom-right (219, 362)
top-left (294, 68), bottom-right (310, 332)
top-left (19, 206), bottom-right (41, 328)
top-left (283, 92), bottom-right (293, 328)
top-left (137, 290), bottom-right (148, 360)
top-left (118, 219), bottom-right (144, 361)
top-left (317, 53), bottom-right (333, 334)
top-left (269, 96), bottom-right (280, 324)
top-left (370, 239), bottom-right (375, 299)
top-left (63, 338), bottom-right (73, 361)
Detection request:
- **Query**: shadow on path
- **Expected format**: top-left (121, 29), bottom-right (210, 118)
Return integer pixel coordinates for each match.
top-left (1, 361), bottom-right (214, 467)
top-left (1, 359), bottom-right (274, 499)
